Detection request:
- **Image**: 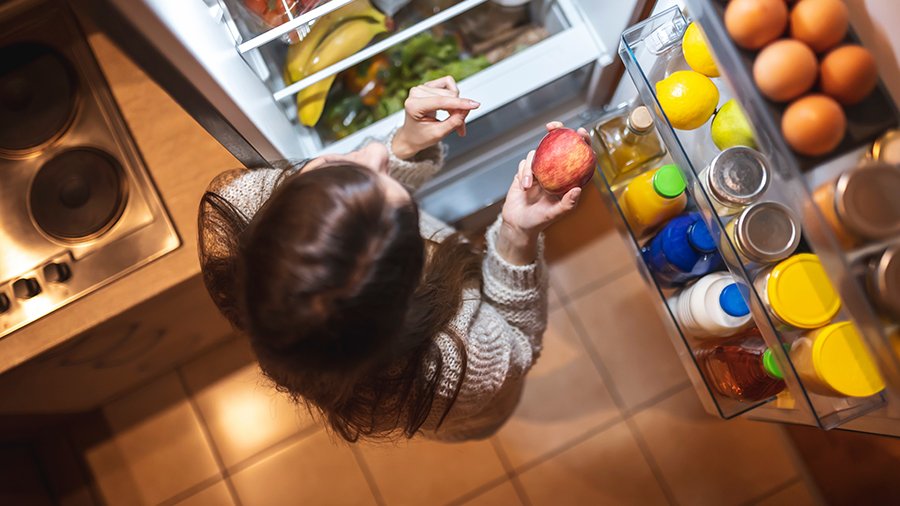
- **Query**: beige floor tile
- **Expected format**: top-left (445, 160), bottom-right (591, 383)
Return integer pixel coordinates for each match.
top-left (633, 388), bottom-right (800, 506)
top-left (181, 338), bottom-right (313, 468)
top-left (547, 280), bottom-right (561, 309)
top-left (570, 269), bottom-right (688, 409)
top-left (359, 437), bottom-right (507, 505)
top-left (517, 421), bottom-right (668, 506)
top-left (547, 233), bottom-right (634, 300)
top-left (175, 481), bottom-right (235, 505)
top-left (86, 373), bottom-right (220, 505)
top-left (230, 431), bottom-right (375, 506)
top-left (495, 308), bottom-right (619, 469)
top-left (544, 185), bottom-right (634, 299)
top-left (755, 481), bottom-right (818, 506)
top-left (461, 481), bottom-right (522, 506)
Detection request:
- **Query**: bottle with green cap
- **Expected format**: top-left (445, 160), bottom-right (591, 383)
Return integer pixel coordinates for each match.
top-left (620, 164), bottom-right (688, 236)
top-left (697, 329), bottom-right (786, 402)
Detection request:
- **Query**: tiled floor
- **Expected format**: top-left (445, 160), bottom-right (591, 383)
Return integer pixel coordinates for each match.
top-left (79, 185), bottom-right (822, 505)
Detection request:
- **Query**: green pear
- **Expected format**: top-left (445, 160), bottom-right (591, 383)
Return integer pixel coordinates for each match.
top-left (711, 99), bottom-right (757, 150)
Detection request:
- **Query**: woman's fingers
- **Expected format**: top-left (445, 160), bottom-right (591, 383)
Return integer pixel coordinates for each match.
top-left (523, 150), bottom-right (535, 188)
top-left (406, 96), bottom-right (480, 119)
top-left (517, 159), bottom-right (527, 190)
top-left (545, 121), bottom-right (564, 131)
top-left (423, 75), bottom-right (459, 94)
top-left (577, 127), bottom-right (591, 143)
top-left (413, 85), bottom-right (457, 98)
top-left (560, 187), bottom-right (582, 211)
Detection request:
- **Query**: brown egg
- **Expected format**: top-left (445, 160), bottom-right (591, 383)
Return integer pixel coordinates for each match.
top-left (753, 39), bottom-right (818, 102)
top-left (725, 0), bottom-right (789, 50)
top-left (790, 0), bottom-right (849, 53)
top-left (782, 94), bottom-right (846, 156)
top-left (821, 45), bottom-right (878, 105)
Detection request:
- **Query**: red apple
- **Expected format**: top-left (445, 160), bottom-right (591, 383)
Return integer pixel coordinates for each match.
top-left (531, 128), bottom-right (596, 195)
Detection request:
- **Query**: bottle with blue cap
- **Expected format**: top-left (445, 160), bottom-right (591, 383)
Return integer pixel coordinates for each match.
top-left (642, 212), bottom-right (724, 287)
top-left (670, 272), bottom-right (754, 337)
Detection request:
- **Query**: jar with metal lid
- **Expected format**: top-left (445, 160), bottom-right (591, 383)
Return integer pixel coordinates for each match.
top-left (869, 128), bottom-right (900, 165)
top-left (699, 146), bottom-right (771, 215)
top-left (812, 162), bottom-right (900, 248)
top-left (790, 322), bottom-right (885, 398)
top-left (865, 246), bottom-right (900, 320)
top-left (725, 202), bottom-right (801, 264)
top-left (753, 253), bottom-right (842, 329)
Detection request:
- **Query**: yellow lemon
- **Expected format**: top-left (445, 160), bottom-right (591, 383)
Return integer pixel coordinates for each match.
top-left (683, 22), bottom-right (720, 77)
top-left (655, 70), bottom-right (720, 130)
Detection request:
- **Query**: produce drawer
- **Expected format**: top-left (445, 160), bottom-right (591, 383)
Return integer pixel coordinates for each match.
top-left (210, 0), bottom-right (609, 157)
top-left (606, 4), bottom-right (900, 430)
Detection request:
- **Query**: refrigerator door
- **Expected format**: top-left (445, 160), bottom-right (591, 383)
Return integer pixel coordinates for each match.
top-left (78, 0), bottom-right (654, 174)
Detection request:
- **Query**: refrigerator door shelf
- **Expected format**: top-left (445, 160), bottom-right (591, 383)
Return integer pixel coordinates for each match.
top-left (615, 5), bottom-right (892, 431)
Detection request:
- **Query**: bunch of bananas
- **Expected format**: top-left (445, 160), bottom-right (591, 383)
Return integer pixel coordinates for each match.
top-left (284, 0), bottom-right (388, 127)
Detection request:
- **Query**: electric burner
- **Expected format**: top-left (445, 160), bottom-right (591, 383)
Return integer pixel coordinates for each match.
top-left (0, 0), bottom-right (180, 340)
top-left (0, 43), bottom-right (77, 154)
top-left (30, 148), bottom-right (127, 241)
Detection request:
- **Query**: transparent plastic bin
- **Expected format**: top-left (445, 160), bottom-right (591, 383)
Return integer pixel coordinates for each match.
top-left (616, 5), bottom-right (892, 429)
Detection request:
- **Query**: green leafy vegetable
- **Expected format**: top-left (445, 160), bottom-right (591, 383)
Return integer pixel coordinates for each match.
top-left (319, 32), bottom-right (490, 140)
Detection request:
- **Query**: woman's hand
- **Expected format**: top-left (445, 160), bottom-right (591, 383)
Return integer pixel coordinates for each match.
top-left (497, 122), bottom-right (589, 265)
top-left (391, 76), bottom-right (480, 160)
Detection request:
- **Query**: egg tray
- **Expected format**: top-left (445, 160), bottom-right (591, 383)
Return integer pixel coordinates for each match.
top-left (709, 0), bottom-right (899, 172)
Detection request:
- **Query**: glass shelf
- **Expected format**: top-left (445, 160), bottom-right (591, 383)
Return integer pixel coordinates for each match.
top-left (614, 5), bottom-right (892, 429)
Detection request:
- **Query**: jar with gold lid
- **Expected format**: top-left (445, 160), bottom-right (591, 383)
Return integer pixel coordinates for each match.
top-left (812, 163), bottom-right (900, 248)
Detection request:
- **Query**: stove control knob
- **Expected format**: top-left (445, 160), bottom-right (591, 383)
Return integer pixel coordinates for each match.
top-left (0, 293), bottom-right (9, 313)
top-left (13, 278), bottom-right (41, 299)
top-left (43, 262), bottom-right (71, 283)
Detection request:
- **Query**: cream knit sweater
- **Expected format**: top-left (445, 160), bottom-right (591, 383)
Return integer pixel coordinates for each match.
top-left (208, 136), bottom-right (548, 441)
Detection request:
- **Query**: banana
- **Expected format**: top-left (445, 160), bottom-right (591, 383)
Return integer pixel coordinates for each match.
top-left (284, 0), bottom-right (382, 84)
top-left (297, 14), bottom-right (387, 126)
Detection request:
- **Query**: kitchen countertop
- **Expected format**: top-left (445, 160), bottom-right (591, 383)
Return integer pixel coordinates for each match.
top-left (0, 31), bottom-right (239, 374)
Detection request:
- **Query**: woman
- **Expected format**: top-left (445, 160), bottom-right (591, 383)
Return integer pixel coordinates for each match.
top-left (199, 76), bottom-right (585, 442)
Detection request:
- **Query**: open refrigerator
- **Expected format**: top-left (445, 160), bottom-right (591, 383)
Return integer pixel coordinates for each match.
top-left (84, 0), bottom-right (900, 435)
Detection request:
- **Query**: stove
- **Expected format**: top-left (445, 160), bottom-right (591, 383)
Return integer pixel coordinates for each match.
top-left (0, 0), bottom-right (180, 338)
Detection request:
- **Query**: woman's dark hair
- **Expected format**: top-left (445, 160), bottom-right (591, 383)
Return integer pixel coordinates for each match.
top-left (198, 161), bottom-right (481, 441)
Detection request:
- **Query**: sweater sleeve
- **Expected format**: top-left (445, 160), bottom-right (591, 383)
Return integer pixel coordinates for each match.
top-left (480, 216), bottom-right (549, 350)
top-left (424, 294), bottom-right (537, 440)
top-left (382, 128), bottom-right (446, 191)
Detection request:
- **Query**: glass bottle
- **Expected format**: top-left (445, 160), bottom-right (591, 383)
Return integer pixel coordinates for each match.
top-left (594, 105), bottom-right (667, 189)
top-left (696, 330), bottom-right (786, 402)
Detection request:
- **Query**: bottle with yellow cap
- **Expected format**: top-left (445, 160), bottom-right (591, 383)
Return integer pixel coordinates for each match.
top-left (620, 164), bottom-right (688, 237)
top-left (753, 253), bottom-right (842, 330)
top-left (790, 322), bottom-right (885, 398)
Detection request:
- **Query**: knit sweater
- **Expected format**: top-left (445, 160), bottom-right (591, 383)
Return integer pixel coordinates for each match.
top-left (205, 135), bottom-right (548, 441)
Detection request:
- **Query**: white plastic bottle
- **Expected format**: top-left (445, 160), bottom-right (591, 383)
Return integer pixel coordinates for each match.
top-left (670, 272), bottom-right (753, 338)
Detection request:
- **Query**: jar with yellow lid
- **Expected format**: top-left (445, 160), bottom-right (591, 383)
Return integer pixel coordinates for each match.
top-left (753, 253), bottom-right (842, 329)
top-left (790, 322), bottom-right (885, 398)
top-left (812, 163), bottom-right (900, 248)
